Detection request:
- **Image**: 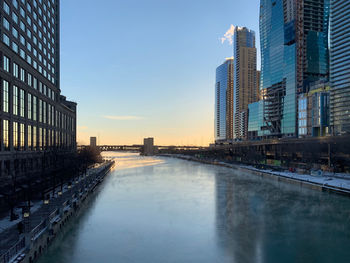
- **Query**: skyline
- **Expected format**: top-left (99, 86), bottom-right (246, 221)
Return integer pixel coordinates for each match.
top-left (59, 0), bottom-right (260, 146)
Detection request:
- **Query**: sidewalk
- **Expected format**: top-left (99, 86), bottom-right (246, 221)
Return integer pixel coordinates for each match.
top-left (0, 162), bottom-right (112, 257)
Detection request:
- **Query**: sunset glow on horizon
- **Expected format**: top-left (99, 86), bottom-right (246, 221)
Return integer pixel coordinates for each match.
top-left (60, 0), bottom-right (260, 146)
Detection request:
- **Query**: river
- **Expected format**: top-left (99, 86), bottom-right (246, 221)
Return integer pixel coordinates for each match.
top-left (37, 152), bottom-right (350, 263)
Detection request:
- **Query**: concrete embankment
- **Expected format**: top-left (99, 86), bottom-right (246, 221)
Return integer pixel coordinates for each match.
top-left (161, 154), bottom-right (350, 197)
top-left (0, 161), bottom-right (114, 263)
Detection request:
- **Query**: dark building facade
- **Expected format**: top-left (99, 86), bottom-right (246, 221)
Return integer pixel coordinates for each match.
top-left (0, 0), bottom-right (76, 180)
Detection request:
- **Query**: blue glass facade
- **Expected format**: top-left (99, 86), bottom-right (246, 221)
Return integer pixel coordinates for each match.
top-left (215, 59), bottom-right (234, 142)
top-left (330, 0), bottom-right (350, 134)
top-left (248, 101), bottom-right (264, 140)
top-left (303, 0), bottom-right (330, 86)
top-left (259, 0), bottom-right (297, 137)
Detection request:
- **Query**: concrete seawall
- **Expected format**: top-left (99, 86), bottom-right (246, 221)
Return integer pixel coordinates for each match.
top-left (0, 161), bottom-right (114, 263)
top-left (162, 154), bottom-right (350, 197)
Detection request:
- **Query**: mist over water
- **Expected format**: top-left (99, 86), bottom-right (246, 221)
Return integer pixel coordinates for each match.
top-left (37, 152), bottom-right (350, 263)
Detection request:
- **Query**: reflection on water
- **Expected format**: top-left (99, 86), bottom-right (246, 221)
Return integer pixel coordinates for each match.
top-left (104, 152), bottom-right (165, 170)
top-left (37, 152), bottom-right (350, 263)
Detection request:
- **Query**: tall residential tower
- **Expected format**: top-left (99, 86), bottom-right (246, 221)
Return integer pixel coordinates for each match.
top-left (233, 27), bottom-right (258, 140)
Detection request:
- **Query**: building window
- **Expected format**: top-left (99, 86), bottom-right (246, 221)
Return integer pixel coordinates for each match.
top-left (20, 21), bottom-right (26, 32)
top-left (3, 34), bottom-right (10, 46)
top-left (43, 101), bottom-right (46, 124)
top-left (28, 93), bottom-right (32, 119)
top-left (33, 126), bottom-right (37, 150)
top-left (28, 124), bottom-right (32, 150)
top-left (43, 128), bottom-right (46, 149)
top-left (48, 104), bottom-right (51, 125)
top-left (20, 89), bottom-right (25, 117)
top-left (3, 56), bottom-right (10, 72)
top-left (33, 77), bottom-right (37, 89)
top-left (13, 63), bottom-right (19, 78)
top-left (3, 80), bottom-right (9, 113)
top-left (3, 18), bottom-right (10, 31)
top-left (20, 7), bottom-right (25, 18)
top-left (39, 127), bottom-right (42, 150)
top-left (12, 12), bottom-right (19, 24)
top-left (12, 42), bottom-right (19, 53)
top-left (39, 99), bottom-right (42, 122)
top-left (12, 27), bottom-right (18, 38)
top-left (3, 2), bottom-right (10, 15)
top-left (20, 49), bottom-right (25, 59)
top-left (27, 73), bottom-right (32, 86)
top-left (13, 122), bottom-right (19, 150)
top-left (20, 35), bottom-right (25, 45)
top-left (20, 68), bottom-right (25, 82)
top-left (3, 120), bottom-right (9, 151)
top-left (33, 96), bottom-right (37, 121)
top-left (20, 123), bottom-right (25, 150)
top-left (12, 0), bottom-right (18, 9)
top-left (13, 86), bottom-right (18, 115)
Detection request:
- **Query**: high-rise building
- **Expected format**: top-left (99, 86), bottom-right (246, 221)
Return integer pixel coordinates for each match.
top-left (90, 137), bottom-right (97, 147)
top-left (299, 0), bottom-right (330, 90)
top-left (259, 0), bottom-right (298, 137)
top-left (215, 58), bottom-right (234, 143)
top-left (258, 0), bottom-right (329, 138)
top-left (0, 0), bottom-right (76, 177)
top-left (233, 27), bottom-right (258, 140)
top-left (330, 0), bottom-right (350, 134)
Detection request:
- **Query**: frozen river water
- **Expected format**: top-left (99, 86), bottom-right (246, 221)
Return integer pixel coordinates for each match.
top-left (37, 152), bottom-right (350, 263)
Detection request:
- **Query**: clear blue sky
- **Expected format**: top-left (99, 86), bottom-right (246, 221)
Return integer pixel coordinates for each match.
top-left (60, 0), bottom-right (260, 146)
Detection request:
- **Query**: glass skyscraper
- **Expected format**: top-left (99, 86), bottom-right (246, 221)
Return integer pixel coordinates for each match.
top-left (215, 58), bottom-right (234, 142)
top-left (259, 0), bottom-right (297, 137)
top-left (257, 0), bottom-right (330, 138)
top-left (330, 0), bottom-right (350, 134)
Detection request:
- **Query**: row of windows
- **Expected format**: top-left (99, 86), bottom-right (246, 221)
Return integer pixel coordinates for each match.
top-left (6, 9), bottom-right (56, 56)
top-left (2, 119), bottom-right (74, 151)
top-left (2, 33), bottom-right (55, 84)
top-left (2, 80), bottom-right (74, 132)
top-left (5, 0), bottom-right (56, 37)
top-left (2, 1), bottom-right (56, 84)
top-left (3, 55), bottom-right (55, 101)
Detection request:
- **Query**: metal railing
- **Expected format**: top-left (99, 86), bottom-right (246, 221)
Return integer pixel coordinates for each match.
top-left (49, 209), bottom-right (59, 222)
top-left (31, 220), bottom-right (47, 241)
top-left (0, 237), bottom-right (25, 263)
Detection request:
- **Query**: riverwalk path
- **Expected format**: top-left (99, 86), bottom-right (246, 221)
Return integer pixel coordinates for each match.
top-left (0, 161), bottom-right (113, 263)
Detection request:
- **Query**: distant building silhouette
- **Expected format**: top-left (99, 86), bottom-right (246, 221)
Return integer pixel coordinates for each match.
top-left (143, 137), bottom-right (156, 156)
top-left (90, 137), bottom-right (97, 147)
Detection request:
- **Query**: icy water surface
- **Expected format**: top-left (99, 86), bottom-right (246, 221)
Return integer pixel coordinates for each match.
top-left (37, 152), bottom-right (350, 263)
